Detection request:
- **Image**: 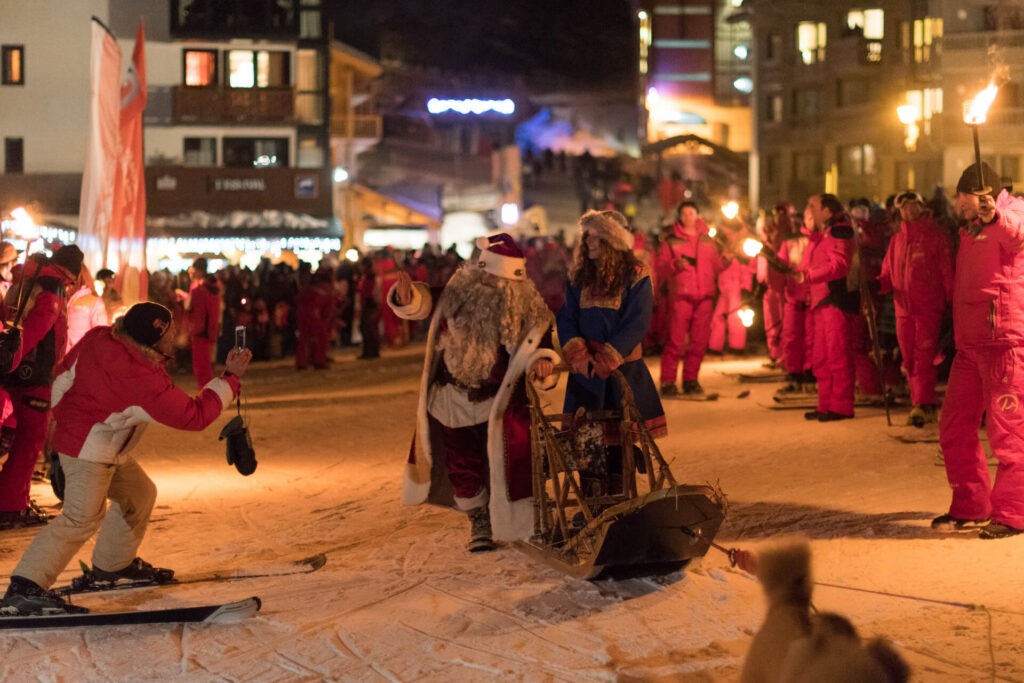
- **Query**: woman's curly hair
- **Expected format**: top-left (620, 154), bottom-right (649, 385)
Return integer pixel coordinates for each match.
top-left (569, 212), bottom-right (640, 296)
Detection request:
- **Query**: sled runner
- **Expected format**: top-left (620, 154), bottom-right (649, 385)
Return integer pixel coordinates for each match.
top-left (519, 368), bottom-right (726, 579)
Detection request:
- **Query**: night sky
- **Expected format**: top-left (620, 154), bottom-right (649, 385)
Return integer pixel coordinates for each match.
top-left (326, 0), bottom-right (636, 88)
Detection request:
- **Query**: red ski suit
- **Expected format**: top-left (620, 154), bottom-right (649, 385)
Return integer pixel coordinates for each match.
top-left (656, 220), bottom-right (726, 384)
top-left (802, 219), bottom-right (857, 416)
top-left (0, 265), bottom-right (70, 512)
top-left (778, 231), bottom-right (813, 375)
top-left (939, 191), bottom-right (1024, 529)
top-left (295, 279), bottom-right (336, 369)
top-left (879, 214), bottom-right (954, 405)
top-left (187, 278), bottom-right (220, 387)
top-left (709, 257), bottom-right (754, 352)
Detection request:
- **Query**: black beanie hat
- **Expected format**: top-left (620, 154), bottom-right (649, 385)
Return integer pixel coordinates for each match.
top-left (123, 302), bottom-right (172, 347)
top-left (956, 161), bottom-right (1000, 196)
top-left (51, 245), bottom-right (84, 277)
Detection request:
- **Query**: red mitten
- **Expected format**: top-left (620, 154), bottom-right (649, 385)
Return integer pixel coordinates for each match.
top-left (592, 343), bottom-right (623, 379)
top-left (561, 338), bottom-right (592, 377)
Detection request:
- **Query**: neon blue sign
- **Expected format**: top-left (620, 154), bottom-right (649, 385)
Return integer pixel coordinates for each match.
top-left (427, 98), bottom-right (516, 115)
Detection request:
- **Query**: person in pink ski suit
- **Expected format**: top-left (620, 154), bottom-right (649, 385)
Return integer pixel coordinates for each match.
top-left (0, 246), bottom-right (83, 527)
top-left (935, 162), bottom-right (1024, 539)
top-left (656, 202), bottom-right (727, 396)
top-left (878, 191), bottom-right (954, 426)
top-left (708, 248), bottom-right (754, 354)
top-left (177, 258), bottom-right (220, 388)
top-left (761, 203), bottom-right (796, 366)
top-left (776, 208), bottom-right (815, 391)
top-left (793, 194), bottom-right (857, 421)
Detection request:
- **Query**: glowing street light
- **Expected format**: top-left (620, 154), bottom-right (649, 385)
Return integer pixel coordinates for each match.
top-left (500, 202), bottom-right (520, 226)
top-left (896, 103), bottom-right (920, 152)
top-left (737, 305), bottom-right (755, 328)
top-left (9, 207), bottom-right (39, 242)
top-left (721, 201), bottom-right (740, 220)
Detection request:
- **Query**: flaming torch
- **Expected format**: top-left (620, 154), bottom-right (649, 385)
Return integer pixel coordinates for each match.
top-left (740, 236), bottom-right (791, 274)
top-left (963, 82), bottom-right (1000, 194)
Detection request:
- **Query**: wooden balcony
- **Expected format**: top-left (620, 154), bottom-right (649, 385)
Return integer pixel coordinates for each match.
top-left (172, 86), bottom-right (294, 125)
top-left (329, 114), bottom-right (382, 140)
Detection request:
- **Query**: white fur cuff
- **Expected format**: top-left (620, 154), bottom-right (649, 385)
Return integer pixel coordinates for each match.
top-left (387, 282), bottom-right (433, 320)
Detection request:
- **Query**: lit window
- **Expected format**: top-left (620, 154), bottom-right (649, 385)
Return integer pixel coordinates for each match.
top-left (638, 12), bottom-right (651, 74)
top-left (183, 50), bottom-right (217, 87)
top-left (865, 41), bottom-right (882, 63)
top-left (1, 45), bottom-right (24, 85)
top-left (797, 22), bottom-right (827, 65)
top-left (913, 17), bottom-right (942, 63)
top-left (839, 144), bottom-right (877, 176)
top-left (847, 9), bottom-right (885, 39)
top-left (223, 137), bottom-right (288, 168)
top-left (764, 94), bottom-right (783, 123)
top-left (227, 50), bottom-right (290, 89)
top-left (183, 137), bottom-right (216, 165)
top-left (904, 88), bottom-right (943, 134)
top-left (228, 51), bottom-right (255, 88)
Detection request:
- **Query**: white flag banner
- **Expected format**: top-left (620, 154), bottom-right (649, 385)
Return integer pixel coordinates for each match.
top-left (77, 18), bottom-right (122, 277)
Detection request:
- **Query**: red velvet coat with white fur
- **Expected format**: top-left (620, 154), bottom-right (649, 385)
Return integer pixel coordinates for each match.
top-left (388, 281), bottom-right (557, 541)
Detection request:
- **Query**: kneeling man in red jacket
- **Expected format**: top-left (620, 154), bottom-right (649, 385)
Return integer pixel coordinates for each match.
top-left (0, 302), bottom-right (252, 615)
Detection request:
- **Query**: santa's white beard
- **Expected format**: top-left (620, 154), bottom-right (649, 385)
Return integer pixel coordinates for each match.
top-left (436, 276), bottom-right (505, 387)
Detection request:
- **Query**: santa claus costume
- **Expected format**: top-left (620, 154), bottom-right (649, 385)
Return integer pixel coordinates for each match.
top-left (388, 234), bottom-right (556, 551)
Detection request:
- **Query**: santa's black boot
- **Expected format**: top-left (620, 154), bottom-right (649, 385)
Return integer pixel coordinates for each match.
top-left (467, 507), bottom-right (496, 553)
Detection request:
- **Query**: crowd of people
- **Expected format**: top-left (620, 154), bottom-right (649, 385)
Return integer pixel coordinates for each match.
top-left (0, 156), bottom-right (1021, 630)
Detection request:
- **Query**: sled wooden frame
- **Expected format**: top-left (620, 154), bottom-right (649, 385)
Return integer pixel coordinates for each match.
top-left (520, 368), bottom-right (724, 579)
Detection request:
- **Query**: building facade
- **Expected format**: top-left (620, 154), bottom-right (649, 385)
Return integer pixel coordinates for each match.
top-left (0, 0), bottom-right (381, 268)
top-left (741, 0), bottom-right (1024, 209)
top-left (635, 0), bottom-right (753, 206)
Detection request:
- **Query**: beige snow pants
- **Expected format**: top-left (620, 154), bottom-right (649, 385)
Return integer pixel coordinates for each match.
top-left (14, 454), bottom-right (157, 589)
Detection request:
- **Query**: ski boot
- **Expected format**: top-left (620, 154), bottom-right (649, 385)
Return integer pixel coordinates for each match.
top-left (907, 404), bottom-right (937, 428)
top-left (930, 514), bottom-right (990, 531)
top-left (660, 384), bottom-right (679, 398)
top-left (1, 576), bottom-right (88, 616)
top-left (682, 380), bottom-right (705, 396)
top-left (0, 501), bottom-right (49, 531)
top-left (90, 557), bottom-right (175, 586)
top-left (775, 375), bottom-right (805, 396)
top-left (466, 507), bottom-right (496, 553)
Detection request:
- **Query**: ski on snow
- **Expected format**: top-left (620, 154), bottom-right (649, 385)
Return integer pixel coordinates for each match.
top-left (671, 392), bottom-right (720, 402)
top-left (0, 596), bottom-right (261, 630)
top-left (719, 371), bottom-right (787, 383)
top-left (56, 553), bottom-right (327, 596)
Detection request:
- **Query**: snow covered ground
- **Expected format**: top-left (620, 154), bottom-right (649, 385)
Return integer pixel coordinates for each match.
top-left (1, 348), bottom-right (1023, 682)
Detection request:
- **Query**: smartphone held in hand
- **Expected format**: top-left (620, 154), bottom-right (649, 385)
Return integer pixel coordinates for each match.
top-left (235, 325), bottom-right (246, 350)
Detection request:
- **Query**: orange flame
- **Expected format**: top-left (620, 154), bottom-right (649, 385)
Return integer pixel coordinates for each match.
top-left (963, 82), bottom-right (1000, 124)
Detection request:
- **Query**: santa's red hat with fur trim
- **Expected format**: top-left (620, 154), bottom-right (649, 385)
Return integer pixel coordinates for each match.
top-left (475, 233), bottom-right (526, 281)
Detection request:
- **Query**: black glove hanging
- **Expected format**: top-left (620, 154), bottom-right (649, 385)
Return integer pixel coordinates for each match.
top-left (220, 387), bottom-right (256, 476)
